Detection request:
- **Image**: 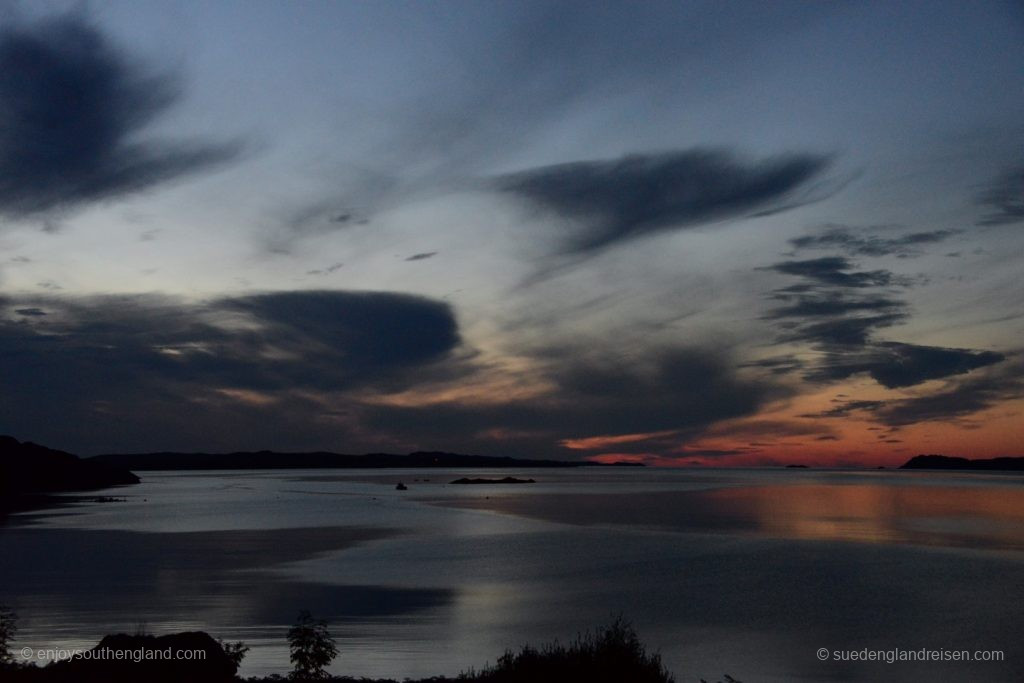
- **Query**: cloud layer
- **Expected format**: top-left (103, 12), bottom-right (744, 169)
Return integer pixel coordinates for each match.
top-left (358, 345), bottom-right (783, 459)
top-left (762, 255), bottom-right (1005, 389)
top-left (789, 225), bottom-right (960, 258)
top-left (0, 288), bottom-right (786, 457)
top-left (976, 166), bottom-right (1024, 226)
top-left (498, 149), bottom-right (832, 254)
top-left (0, 291), bottom-right (463, 451)
top-left (809, 358), bottom-right (1024, 426)
top-left (0, 15), bottom-right (238, 218)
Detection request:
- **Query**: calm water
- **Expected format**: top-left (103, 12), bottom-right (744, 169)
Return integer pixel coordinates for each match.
top-left (2, 467), bottom-right (1023, 682)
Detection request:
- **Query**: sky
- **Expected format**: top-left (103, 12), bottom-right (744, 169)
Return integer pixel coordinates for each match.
top-left (0, 0), bottom-right (1022, 465)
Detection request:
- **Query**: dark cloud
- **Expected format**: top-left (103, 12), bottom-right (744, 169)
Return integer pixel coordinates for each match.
top-left (405, 252), bottom-right (438, 261)
top-left (802, 400), bottom-right (887, 419)
top-left (740, 354), bottom-right (805, 376)
top-left (874, 360), bottom-right (1024, 425)
top-left (700, 417), bottom-right (837, 441)
top-left (497, 149), bottom-right (832, 254)
top-left (806, 359), bottom-right (1024, 426)
top-left (810, 342), bottom-right (1005, 388)
top-left (0, 288), bottom-right (784, 456)
top-left (784, 313), bottom-right (908, 346)
top-left (762, 254), bottom-right (1005, 395)
top-left (223, 291), bottom-right (459, 379)
top-left (976, 166), bottom-right (1024, 226)
top-left (789, 225), bottom-right (960, 257)
top-left (13, 307), bottom-right (47, 317)
top-left (766, 265), bottom-right (909, 345)
top-left (0, 14), bottom-right (239, 218)
top-left (768, 294), bottom-right (902, 319)
top-left (765, 257), bottom-right (901, 288)
top-left (305, 263), bottom-right (343, 276)
top-left (359, 346), bottom-right (784, 457)
top-left (0, 290), bottom-right (465, 451)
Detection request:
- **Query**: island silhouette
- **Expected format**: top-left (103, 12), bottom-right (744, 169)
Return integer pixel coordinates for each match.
top-left (899, 454), bottom-right (1024, 470)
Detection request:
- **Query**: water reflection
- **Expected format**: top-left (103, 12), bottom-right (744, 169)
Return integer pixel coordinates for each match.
top-left (2, 470), bottom-right (1023, 682)
top-left (441, 483), bottom-right (1024, 551)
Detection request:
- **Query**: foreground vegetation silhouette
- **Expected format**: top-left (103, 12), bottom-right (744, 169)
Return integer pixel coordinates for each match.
top-left (456, 616), bottom-right (674, 683)
top-left (0, 609), bottom-right (708, 682)
top-left (286, 610), bottom-right (338, 680)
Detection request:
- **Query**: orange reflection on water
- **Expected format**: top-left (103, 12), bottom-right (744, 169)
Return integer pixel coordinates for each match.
top-left (706, 484), bottom-right (1024, 550)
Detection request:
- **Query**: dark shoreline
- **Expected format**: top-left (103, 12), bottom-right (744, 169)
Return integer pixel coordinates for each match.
top-left (87, 450), bottom-right (644, 471)
top-left (900, 454), bottom-right (1024, 471)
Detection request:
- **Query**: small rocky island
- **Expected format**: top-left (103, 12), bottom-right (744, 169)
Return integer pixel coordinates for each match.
top-left (449, 476), bottom-right (536, 485)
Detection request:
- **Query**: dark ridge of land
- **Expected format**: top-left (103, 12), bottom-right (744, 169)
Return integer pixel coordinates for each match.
top-left (900, 454), bottom-right (1024, 471)
top-left (450, 477), bottom-right (536, 484)
top-left (0, 435), bottom-right (139, 514)
top-left (88, 450), bottom-right (643, 471)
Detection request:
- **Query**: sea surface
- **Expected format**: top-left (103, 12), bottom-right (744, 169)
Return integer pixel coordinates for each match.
top-left (2, 467), bottom-right (1023, 682)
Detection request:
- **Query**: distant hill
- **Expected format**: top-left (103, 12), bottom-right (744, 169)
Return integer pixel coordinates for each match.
top-left (89, 450), bottom-right (643, 471)
top-left (900, 454), bottom-right (1024, 471)
top-left (0, 435), bottom-right (139, 509)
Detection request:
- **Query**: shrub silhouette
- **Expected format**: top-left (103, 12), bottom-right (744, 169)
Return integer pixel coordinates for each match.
top-left (287, 610), bottom-right (338, 680)
top-left (466, 616), bottom-right (674, 683)
top-left (0, 606), bottom-right (16, 666)
top-left (0, 610), bottom-right (684, 682)
top-left (219, 639), bottom-right (249, 669)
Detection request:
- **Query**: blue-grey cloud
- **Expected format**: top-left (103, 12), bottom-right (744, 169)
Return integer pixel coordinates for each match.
top-left (769, 295), bottom-right (903, 319)
top-left (497, 149), bottom-right (833, 254)
top-left (805, 400), bottom-right (887, 419)
top-left (789, 225), bottom-right (960, 257)
top-left (305, 263), bottom-right (344, 276)
top-left (359, 346), bottom-right (786, 457)
top-left (0, 15), bottom-right (239, 218)
top-left (0, 291), bottom-right (464, 450)
top-left (976, 165), bottom-right (1024, 226)
top-left (223, 291), bottom-right (459, 379)
top-left (405, 252), bottom-right (437, 262)
top-left (872, 359), bottom-right (1023, 425)
top-left (810, 341), bottom-right (1005, 389)
top-left (789, 313), bottom-right (908, 347)
top-left (761, 255), bottom-right (1005, 393)
top-left (763, 257), bottom-right (911, 346)
top-left (765, 257), bottom-right (903, 288)
top-left (807, 358), bottom-right (1023, 426)
top-left (0, 289), bottom-right (783, 456)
